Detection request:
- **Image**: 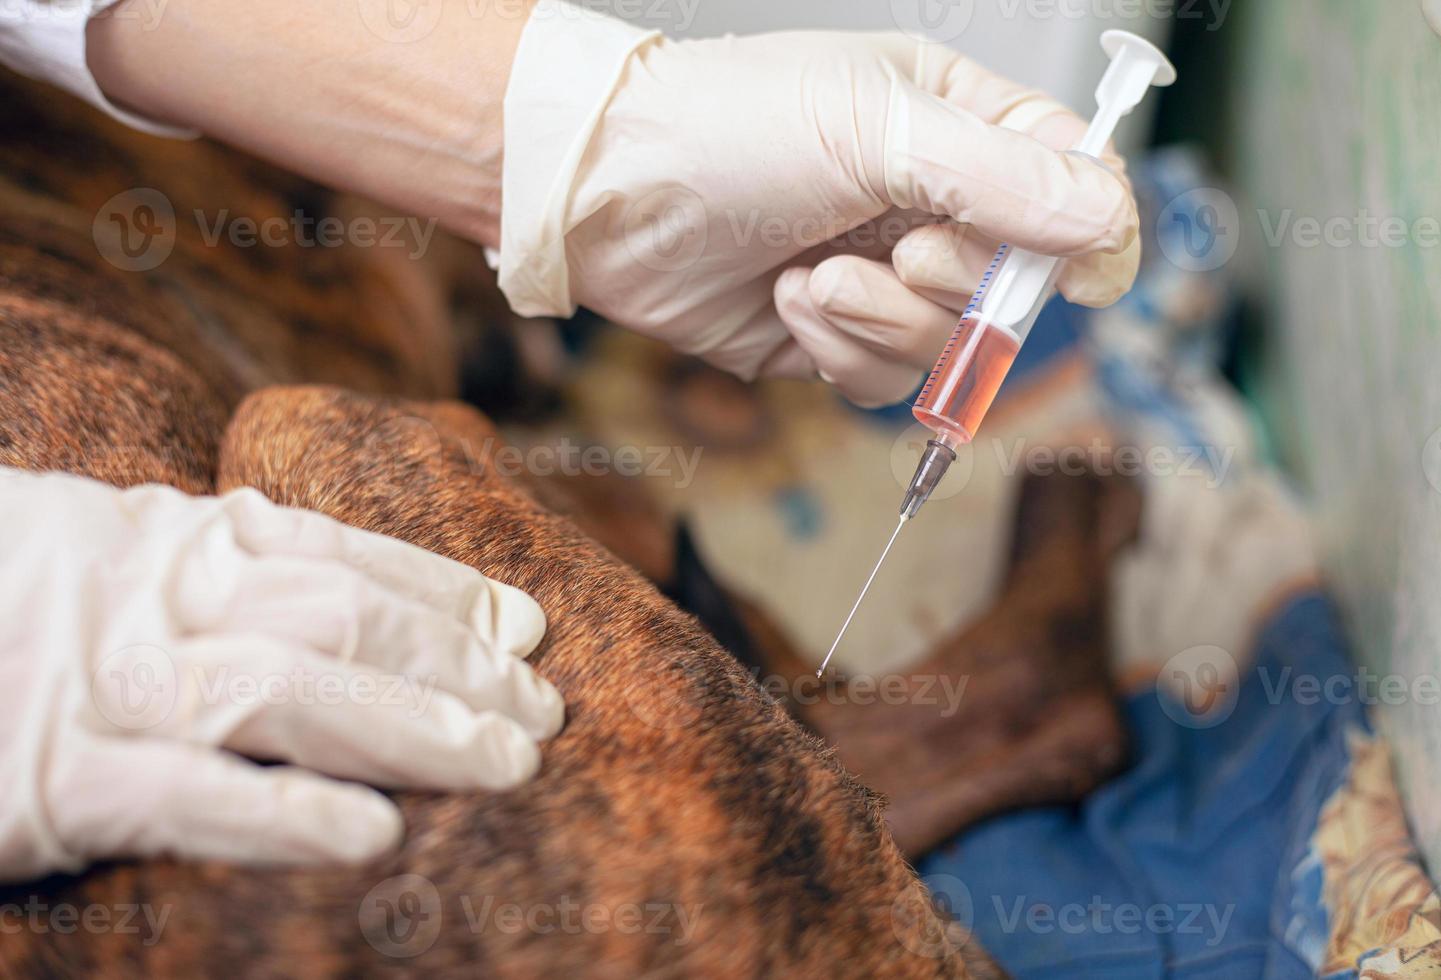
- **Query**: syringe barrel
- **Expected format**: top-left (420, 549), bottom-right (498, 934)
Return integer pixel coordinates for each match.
top-left (911, 245), bottom-right (1064, 445)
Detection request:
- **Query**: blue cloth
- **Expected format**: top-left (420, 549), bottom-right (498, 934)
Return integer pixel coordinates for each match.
top-left (919, 594), bottom-right (1367, 978)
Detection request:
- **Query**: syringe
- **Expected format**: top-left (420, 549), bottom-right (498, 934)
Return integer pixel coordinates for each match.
top-left (819, 31), bottom-right (1176, 677)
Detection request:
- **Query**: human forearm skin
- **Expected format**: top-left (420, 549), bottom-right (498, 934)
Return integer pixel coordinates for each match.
top-left (87, 0), bottom-right (535, 248)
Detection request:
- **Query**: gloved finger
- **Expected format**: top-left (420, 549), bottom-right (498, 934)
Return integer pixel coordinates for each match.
top-left (893, 222), bottom-right (1142, 310)
top-left (882, 79), bottom-right (1138, 259)
top-left (925, 48), bottom-right (1129, 176)
top-left (220, 487), bottom-right (547, 659)
top-left (52, 737), bottom-right (403, 867)
top-left (172, 635), bottom-right (546, 790)
top-left (757, 337), bottom-right (819, 380)
top-left (178, 553), bottom-right (564, 739)
top-left (804, 255), bottom-right (959, 367)
top-left (888, 222), bottom-right (1001, 312)
top-left (774, 267), bottom-right (923, 407)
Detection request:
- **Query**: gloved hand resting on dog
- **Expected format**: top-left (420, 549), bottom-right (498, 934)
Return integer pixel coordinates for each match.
top-left (0, 468), bottom-right (562, 883)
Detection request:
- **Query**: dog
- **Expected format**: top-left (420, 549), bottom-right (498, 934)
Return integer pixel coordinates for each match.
top-left (0, 66), bottom-right (1134, 977)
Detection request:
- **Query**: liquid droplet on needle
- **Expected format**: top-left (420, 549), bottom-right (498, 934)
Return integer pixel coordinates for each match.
top-left (816, 516), bottom-right (908, 677)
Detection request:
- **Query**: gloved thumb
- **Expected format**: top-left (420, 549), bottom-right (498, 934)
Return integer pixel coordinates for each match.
top-left (880, 78), bottom-right (1138, 259)
top-left (52, 738), bottom-right (403, 867)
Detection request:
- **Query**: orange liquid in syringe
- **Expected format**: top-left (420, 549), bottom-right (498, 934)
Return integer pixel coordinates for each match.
top-left (912, 317), bottom-right (1020, 444)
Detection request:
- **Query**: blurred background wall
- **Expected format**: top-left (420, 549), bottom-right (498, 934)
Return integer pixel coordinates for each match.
top-left (1223, 0), bottom-right (1441, 876)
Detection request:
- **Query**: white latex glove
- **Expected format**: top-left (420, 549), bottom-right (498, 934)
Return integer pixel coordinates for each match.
top-left (0, 467), bottom-right (564, 883)
top-left (496, 1), bottom-right (1141, 406)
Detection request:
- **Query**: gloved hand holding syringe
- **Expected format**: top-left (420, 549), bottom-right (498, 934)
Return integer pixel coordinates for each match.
top-left (819, 32), bottom-right (1177, 676)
